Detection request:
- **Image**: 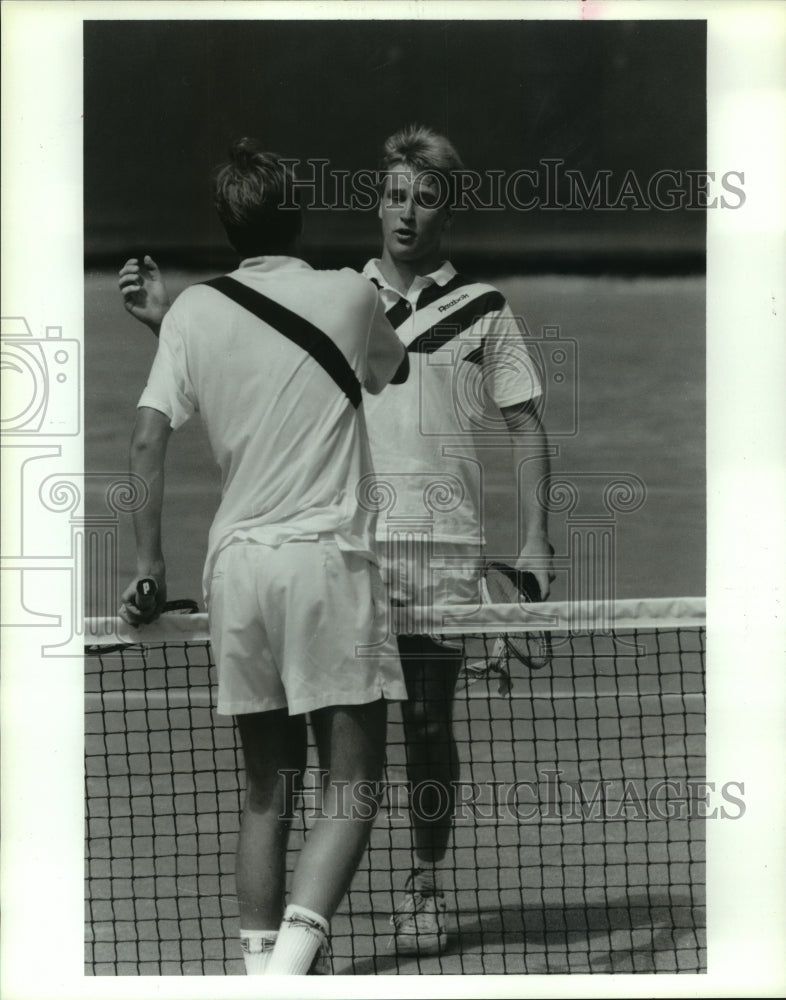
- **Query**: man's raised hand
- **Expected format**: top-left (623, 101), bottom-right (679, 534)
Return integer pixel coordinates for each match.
top-left (118, 255), bottom-right (171, 335)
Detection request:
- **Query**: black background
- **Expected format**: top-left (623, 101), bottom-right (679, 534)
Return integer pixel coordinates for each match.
top-left (84, 19), bottom-right (706, 274)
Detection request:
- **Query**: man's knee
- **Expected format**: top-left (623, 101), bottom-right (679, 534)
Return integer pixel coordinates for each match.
top-left (312, 699), bottom-right (388, 782)
top-left (244, 766), bottom-right (301, 814)
top-left (402, 697), bottom-right (453, 745)
top-left (399, 639), bottom-right (462, 708)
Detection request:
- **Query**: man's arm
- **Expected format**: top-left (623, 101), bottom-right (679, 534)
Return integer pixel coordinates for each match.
top-left (119, 406), bottom-right (172, 625)
top-left (499, 399), bottom-right (555, 601)
top-left (118, 255), bottom-right (172, 337)
top-left (364, 291), bottom-right (408, 394)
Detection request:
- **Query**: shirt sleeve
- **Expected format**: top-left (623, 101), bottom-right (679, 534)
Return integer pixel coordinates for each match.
top-left (481, 301), bottom-right (543, 407)
top-left (364, 292), bottom-right (408, 395)
top-left (137, 307), bottom-right (197, 429)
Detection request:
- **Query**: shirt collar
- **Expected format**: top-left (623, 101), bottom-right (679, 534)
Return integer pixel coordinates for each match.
top-left (239, 255), bottom-right (313, 273)
top-left (362, 258), bottom-right (457, 301)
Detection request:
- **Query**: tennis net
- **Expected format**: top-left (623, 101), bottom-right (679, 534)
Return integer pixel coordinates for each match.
top-left (85, 597), bottom-right (706, 975)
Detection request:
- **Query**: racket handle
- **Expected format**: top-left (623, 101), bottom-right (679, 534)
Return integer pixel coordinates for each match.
top-left (136, 577), bottom-right (158, 612)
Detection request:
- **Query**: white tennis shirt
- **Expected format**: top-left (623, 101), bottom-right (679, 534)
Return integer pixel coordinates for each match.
top-left (138, 256), bottom-right (406, 594)
top-left (361, 259), bottom-right (543, 546)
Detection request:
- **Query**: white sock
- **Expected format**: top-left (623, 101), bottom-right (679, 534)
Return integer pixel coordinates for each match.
top-left (264, 904), bottom-right (329, 975)
top-left (239, 928), bottom-right (278, 975)
top-left (413, 862), bottom-right (442, 894)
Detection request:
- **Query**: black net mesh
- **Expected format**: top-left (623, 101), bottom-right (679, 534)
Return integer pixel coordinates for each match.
top-left (85, 619), bottom-right (705, 975)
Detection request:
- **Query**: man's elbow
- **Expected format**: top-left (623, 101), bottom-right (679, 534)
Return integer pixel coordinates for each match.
top-left (130, 433), bottom-right (155, 461)
top-left (130, 414), bottom-right (171, 465)
top-left (365, 353), bottom-right (409, 395)
top-left (501, 398), bottom-right (545, 433)
top-left (390, 352), bottom-right (410, 385)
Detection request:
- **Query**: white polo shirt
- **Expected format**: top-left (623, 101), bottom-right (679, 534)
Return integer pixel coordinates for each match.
top-left (138, 255), bottom-right (406, 595)
top-left (361, 258), bottom-right (542, 546)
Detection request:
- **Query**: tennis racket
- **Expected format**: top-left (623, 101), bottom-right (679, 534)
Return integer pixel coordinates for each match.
top-left (481, 561), bottom-right (553, 672)
top-left (135, 577), bottom-right (158, 614)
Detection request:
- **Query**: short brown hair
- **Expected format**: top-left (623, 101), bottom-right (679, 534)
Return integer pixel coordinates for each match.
top-left (213, 139), bottom-right (302, 256)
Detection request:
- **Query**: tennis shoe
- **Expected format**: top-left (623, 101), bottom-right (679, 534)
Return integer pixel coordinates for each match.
top-left (390, 876), bottom-right (448, 955)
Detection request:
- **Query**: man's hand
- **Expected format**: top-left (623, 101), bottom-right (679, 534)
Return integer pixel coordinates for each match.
top-left (119, 570), bottom-right (167, 627)
top-left (118, 255), bottom-right (171, 335)
top-left (515, 536), bottom-right (555, 602)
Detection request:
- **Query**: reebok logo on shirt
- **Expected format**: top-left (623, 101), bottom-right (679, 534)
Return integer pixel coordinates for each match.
top-left (438, 293), bottom-right (470, 312)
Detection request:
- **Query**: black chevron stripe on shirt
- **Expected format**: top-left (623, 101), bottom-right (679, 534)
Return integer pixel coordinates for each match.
top-left (385, 298), bottom-right (415, 330)
top-left (463, 343), bottom-right (485, 366)
top-left (369, 273), bottom-right (505, 353)
top-left (414, 272), bottom-right (472, 311)
top-left (406, 290), bottom-right (506, 355)
top-left (370, 273), bottom-right (479, 332)
top-left (368, 276), bottom-right (413, 330)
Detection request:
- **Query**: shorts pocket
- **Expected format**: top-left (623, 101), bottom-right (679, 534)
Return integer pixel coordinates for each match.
top-left (368, 562), bottom-right (391, 620)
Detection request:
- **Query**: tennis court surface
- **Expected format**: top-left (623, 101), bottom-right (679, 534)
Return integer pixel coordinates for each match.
top-left (85, 598), bottom-right (705, 975)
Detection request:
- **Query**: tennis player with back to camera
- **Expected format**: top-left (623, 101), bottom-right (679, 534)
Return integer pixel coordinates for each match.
top-left (119, 125), bottom-right (555, 957)
top-left (118, 139), bottom-right (409, 975)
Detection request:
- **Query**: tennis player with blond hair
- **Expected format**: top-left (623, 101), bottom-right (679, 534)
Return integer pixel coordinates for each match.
top-left (361, 125), bottom-right (553, 954)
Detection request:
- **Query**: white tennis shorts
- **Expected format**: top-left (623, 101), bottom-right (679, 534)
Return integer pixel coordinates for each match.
top-left (377, 540), bottom-right (483, 609)
top-left (207, 537), bottom-right (406, 716)
top-left (376, 540), bottom-right (483, 642)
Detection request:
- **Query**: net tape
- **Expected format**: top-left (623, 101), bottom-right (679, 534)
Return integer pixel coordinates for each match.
top-left (85, 596), bottom-right (706, 648)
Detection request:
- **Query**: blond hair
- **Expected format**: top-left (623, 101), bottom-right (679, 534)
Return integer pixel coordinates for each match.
top-left (380, 125), bottom-right (465, 207)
